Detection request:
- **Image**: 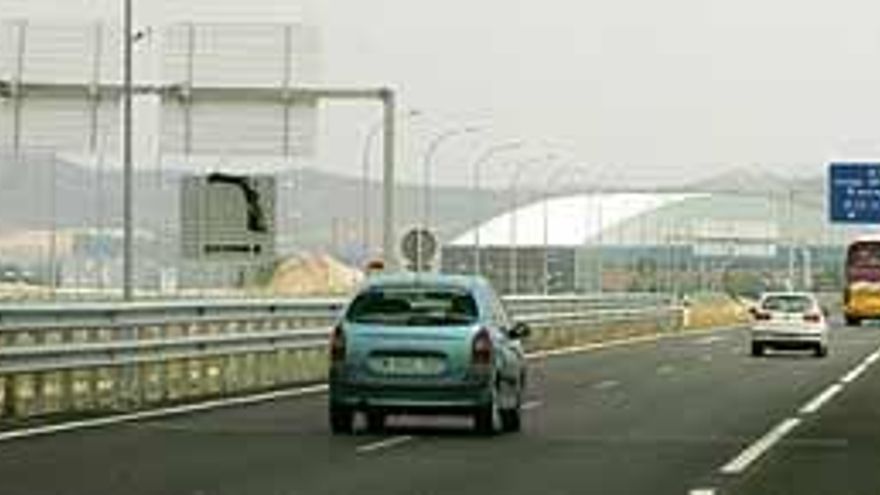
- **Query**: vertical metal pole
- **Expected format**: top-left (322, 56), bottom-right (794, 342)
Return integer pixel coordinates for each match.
top-left (49, 153), bottom-right (58, 298)
top-left (509, 180), bottom-right (518, 294)
top-left (281, 25), bottom-right (293, 157)
top-left (183, 23), bottom-right (195, 155)
top-left (596, 190), bottom-right (604, 293)
top-left (470, 142), bottom-right (522, 277)
top-left (361, 126), bottom-right (378, 258)
top-left (422, 128), bottom-right (474, 234)
top-left (381, 89), bottom-right (397, 270)
top-left (88, 22), bottom-right (104, 153)
top-left (122, 0), bottom-right (134, 301)
top-left (581, 194), bottom-right (590, 293)
top-left (12, 20), bottom-right (27, 153)
top-left (542, 196), bottom-right (549, 295)
top-left (787, 189), bottom-right (795, 290)
top-left (474, 159), bottom-right (482, 276)
top-left (97, 147), bottom-right (107, 291)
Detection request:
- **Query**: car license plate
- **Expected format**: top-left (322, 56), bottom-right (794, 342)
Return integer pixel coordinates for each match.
top-left (369, 356), bottom-right (445, 375)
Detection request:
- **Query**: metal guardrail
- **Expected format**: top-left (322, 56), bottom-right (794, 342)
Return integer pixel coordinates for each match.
top-left (0, 293), bottom-right (679, 420)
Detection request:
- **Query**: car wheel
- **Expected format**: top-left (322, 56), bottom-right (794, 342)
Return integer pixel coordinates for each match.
top-left (815, 344), bottom-right (828, 358)
top-left (365, 410), bottom-right (385, 434)
top-left (501, 374), bottom-right (525, 433)
top-left (329, 405), bottom-right (354, 435)
top-left (846, 316), bottom-right (862, 327)
top-left (474, 385), bottom-right (501, 436)
top-left (751, 342), bottom-right (764, 357)
top-left (500, 405), bottom-right (522, 433)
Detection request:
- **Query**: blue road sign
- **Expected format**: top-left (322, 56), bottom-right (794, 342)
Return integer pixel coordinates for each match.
top-left (830, 163), bottom-right (880, 223)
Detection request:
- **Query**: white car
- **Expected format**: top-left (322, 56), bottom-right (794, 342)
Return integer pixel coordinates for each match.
top-left (750, 292), bottom-right (829, 358)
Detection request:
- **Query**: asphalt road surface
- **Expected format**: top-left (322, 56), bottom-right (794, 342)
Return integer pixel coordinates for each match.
top-left (2, 323), bottom-right (880, 495)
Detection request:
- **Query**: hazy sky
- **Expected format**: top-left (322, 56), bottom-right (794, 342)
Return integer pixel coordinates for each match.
top-left (4, 0), bottom-right (880, 186)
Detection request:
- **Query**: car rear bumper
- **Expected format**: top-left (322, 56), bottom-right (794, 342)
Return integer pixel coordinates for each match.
top-left (751, 328), bottom-right (826, 347)
top-left (329, 379), bottom-right (493, 413)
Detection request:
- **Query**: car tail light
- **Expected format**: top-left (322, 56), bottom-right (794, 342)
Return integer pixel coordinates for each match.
top-left (755, 311), bottom-right (771, 321)
top-left (330, 325), bottom-right (346, 363)
top-left (804, 313), bottom-right (822, 323)
top-left (472, 328), bottom-right (493, 366)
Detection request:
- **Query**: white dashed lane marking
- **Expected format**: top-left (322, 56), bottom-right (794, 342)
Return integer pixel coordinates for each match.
top-left (841, 364), bottom-right (869, 384)
top-left (657, 365), bottom-right (676, 375)
top-left (720, 418), bottom-right (802, 475)
top-left (356, 435), bottom-right (414, 454)
top-left (593, 380), bottom-right (620, 390)
top-left (799, 384), bottom-right (845, 415)
top-left (719, 342), bottom-right (880, 477)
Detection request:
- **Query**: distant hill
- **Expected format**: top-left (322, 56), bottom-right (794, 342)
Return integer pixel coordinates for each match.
top-left (0, 154), bottom-right (832, 261)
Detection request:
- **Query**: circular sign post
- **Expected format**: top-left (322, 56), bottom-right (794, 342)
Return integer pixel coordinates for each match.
top-left (401, 228), bottom-right (438, 272)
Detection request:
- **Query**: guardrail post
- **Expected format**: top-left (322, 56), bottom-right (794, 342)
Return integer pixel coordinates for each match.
top-left (0, 374), bottom-right (10, 419)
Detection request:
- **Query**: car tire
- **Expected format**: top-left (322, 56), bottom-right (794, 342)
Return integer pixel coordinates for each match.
top-left (751, 342), bottom-right (764, 357)
top-left (329, 405), bottom-right (354, 435)
top-left (501, 373), bottom-right (526, 433)
top-left (365, 410), bottom-right (385, 434)
top-left (815, 344), bottom-right (828, 358)
top-left (474, 386), bottom-right (501, 436)
top-left (500, 406), bottom-right (522, 433)
top-left (846, 315), bottom-right (862, 327)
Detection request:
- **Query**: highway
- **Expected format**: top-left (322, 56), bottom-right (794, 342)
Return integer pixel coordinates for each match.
top-left (2, 323), bottom-right (880, 495)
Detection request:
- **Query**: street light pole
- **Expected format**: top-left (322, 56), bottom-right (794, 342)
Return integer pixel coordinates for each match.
top-left (122, 0), bottom-right (134, 301)
top-left (360, 109), bottom-right (420, 260)
top-left (470, 141), bottom-right (524, 276)
top-left (422, 126), bottom-right (481, 232)
top-left (541, 164), bottom-right (591, 294)
top-left (506, 153), bottom-right (557, 294)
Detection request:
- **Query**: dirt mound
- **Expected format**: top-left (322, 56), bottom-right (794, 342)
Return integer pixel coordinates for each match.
top-left (268, 253), bottom-right (363, 296)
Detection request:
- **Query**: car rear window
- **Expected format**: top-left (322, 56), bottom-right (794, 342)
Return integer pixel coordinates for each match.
top-left (346, 286), bottom-right (479, 326)
top-left (761, 295), bottom-right (814, 314)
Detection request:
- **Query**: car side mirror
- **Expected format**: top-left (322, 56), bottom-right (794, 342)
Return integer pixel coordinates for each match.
top-left (507, 322), bottom-right (531, 340)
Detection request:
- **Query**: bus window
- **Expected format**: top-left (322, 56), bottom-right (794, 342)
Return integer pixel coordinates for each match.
top-left (849, 244), bottom-right (880, 267)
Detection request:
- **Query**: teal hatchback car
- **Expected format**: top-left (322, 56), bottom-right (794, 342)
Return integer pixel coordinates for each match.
top-left (329, 274), bottom-right (530, 435)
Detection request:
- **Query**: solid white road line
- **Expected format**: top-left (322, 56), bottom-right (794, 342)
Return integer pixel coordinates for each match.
top-left (356, 435), bottom-right (413, 454)
top-left (720, 418), bottom-right (801, 475)
top-left (866, 351), bottom-right (880, 365)
top-left (524, 325), bottom-right (744, 361)
top-left (0, 384), bottom-right (329, 443)
top-left (799, 384), bottom-right (845, 415)
top-left (522, 400), bottom-right (543, 411)
top-left (689, 489), bottom-right (716, 495)
top-left (525, 334), bottom-right (665, 360)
